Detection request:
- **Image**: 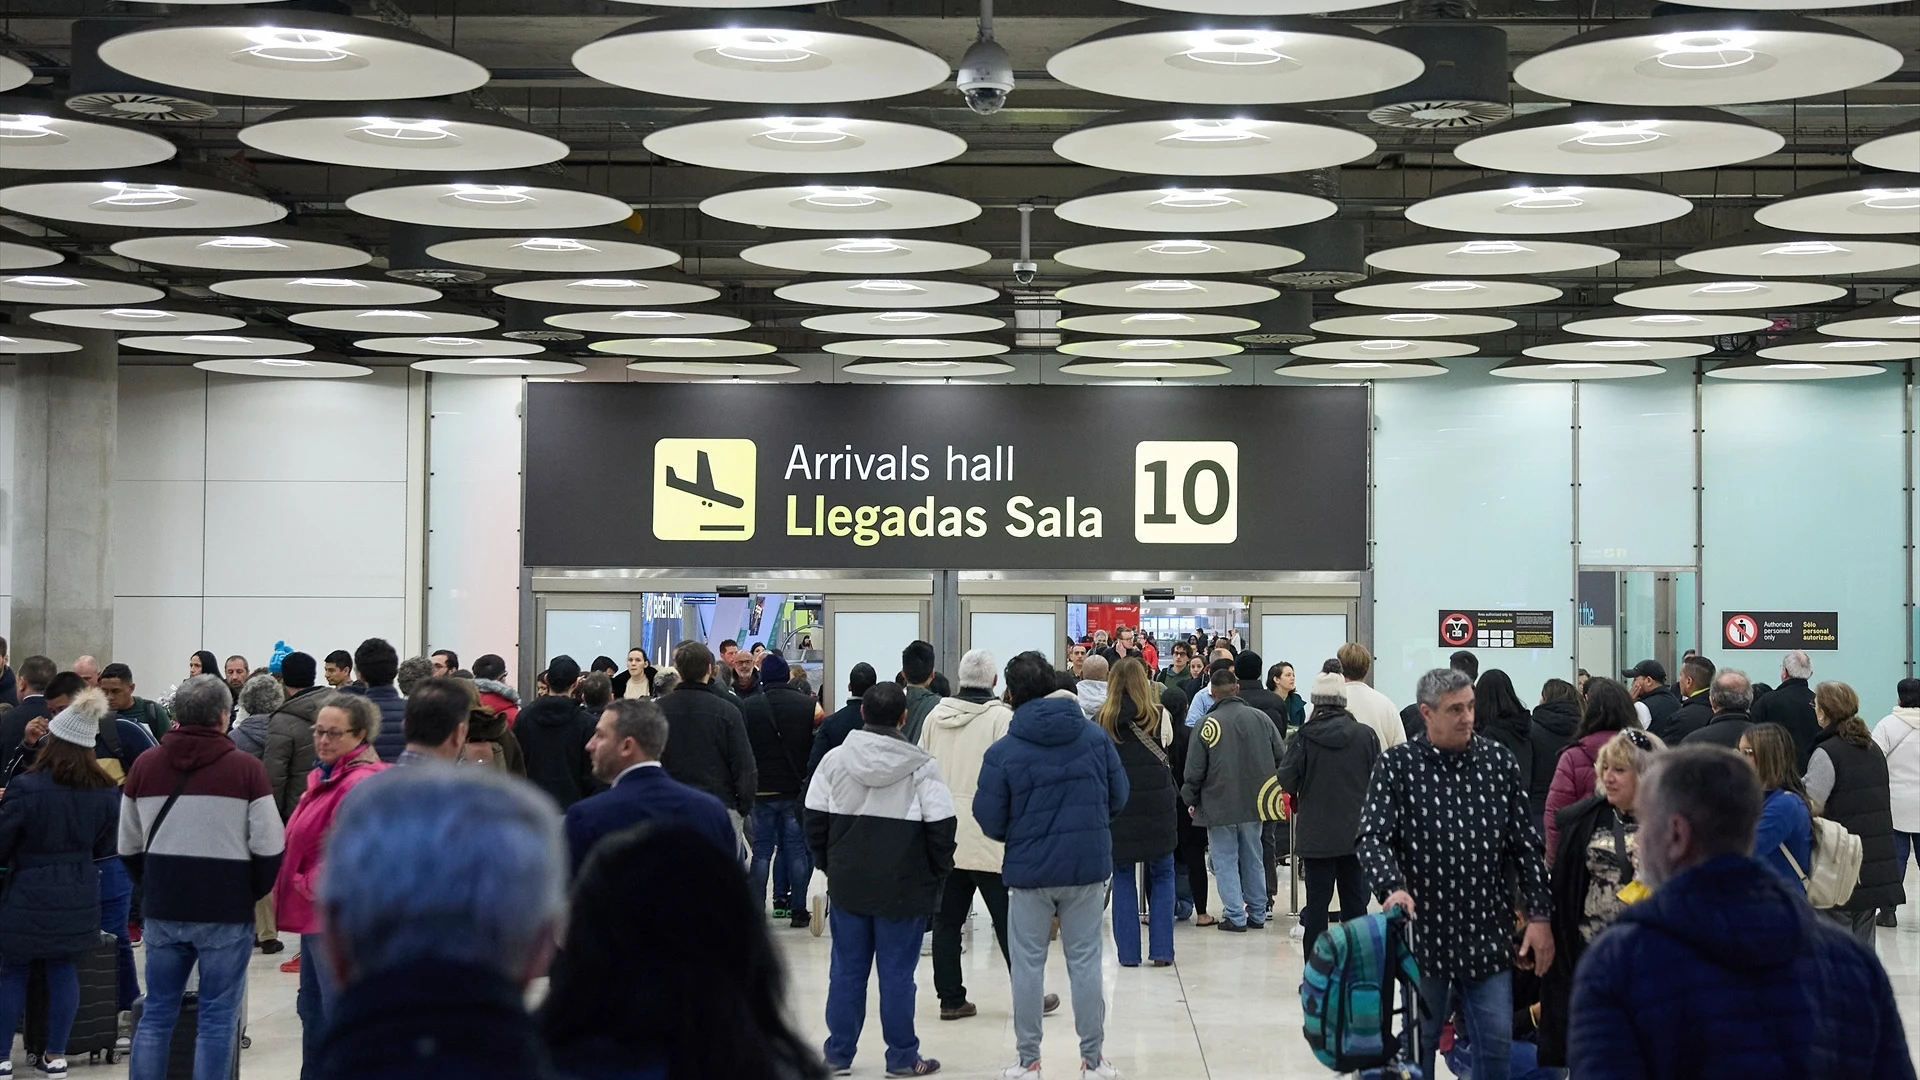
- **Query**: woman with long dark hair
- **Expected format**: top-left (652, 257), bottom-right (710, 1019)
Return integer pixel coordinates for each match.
top-left (188, 651), bottom-right (218, 680)
top-left (1473, 669), bottom-right (1534, 792)
top-left (1544, 677), bottom-right (1638, 855)
top-left (541, 824), bottom-right (825, 1080)
top-left (1744, 722), bottom-right (1813, 887)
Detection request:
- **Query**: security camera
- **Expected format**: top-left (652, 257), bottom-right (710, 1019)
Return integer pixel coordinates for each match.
top-left (956, 36), bottom-right (1014, 116)
top-left (1012, 260), bottom-right (1038, 286)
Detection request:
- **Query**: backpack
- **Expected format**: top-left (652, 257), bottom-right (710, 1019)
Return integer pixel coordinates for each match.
top-left (1301, 910), bottom-right (1422, 1074)
top-left (96, 714), bottom-right (126, 785)
top-left (1782, 816), bottom-right (1864, 909)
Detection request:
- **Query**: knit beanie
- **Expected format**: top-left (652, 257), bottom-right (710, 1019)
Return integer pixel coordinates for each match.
top-left (1309, 672), bottom-right (1348, 707)
top-left (49, 688), bottom-right (109, 748)
top-left (760, 654), bottom-right (792, 686)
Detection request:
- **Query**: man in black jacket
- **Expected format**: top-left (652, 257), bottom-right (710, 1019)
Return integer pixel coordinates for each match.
top-left (749, 655), bottom-right (818, 927)
top-left (658, 641), bottom-right (757, 843)
top-left (1278, 674), bottom-right (1380, 949)
top-left (1233, 649), bottom-right (1291, 911)
top-left (1750, 650), bottom-right (1820, 769)
top-left (517, 656), bottom-right (599, 810)
top-left (809, 663), bottom-right (878, 777)
top-left (1666, 655), bottom-right (1716, 742)
top-left (0, 654), bottom-right (55, 762)
top-left (1626, 660), bottom-right (1682, 739)
top-left (1683, 669), bottom-right (1754, 750)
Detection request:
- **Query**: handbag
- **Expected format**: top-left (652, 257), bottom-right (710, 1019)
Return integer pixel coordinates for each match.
top-left (1780, 815), bottom-right (1863, 909)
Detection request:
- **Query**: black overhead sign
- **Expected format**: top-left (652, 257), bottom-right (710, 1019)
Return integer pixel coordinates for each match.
top-left (1438, 610), bottom-right (1556, 650)
top-left (522, 384), bottom-right (1368, 571)
top-left (1723, 611), bottom-right (1839, 652)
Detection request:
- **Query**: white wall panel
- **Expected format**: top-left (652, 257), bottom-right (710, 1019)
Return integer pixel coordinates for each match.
top-left (202, 596), bottom-right (406, 670)
top-left (425, 376), bottom-right (524, 667)
top-left (113, 595), bottom-right (204, 696)
top-left (203, 481), bottom-right (408, 598)
top-left (0, 366), bottom-right (14, 614)
top-left (205, 368), bottom-right (410, 483)
top-left (116, 367), bottom-right (206, 482)
top-left (111, 480), bottom-right (205, 597)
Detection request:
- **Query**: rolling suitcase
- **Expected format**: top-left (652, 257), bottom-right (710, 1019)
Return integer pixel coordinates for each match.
top-left (131, 981), bottom-right (246, 1080)
top-left (23, 931), bottom-right (124, 1065)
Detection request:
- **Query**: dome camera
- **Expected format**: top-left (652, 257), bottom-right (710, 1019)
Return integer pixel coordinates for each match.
top-left (1012, 260), bottom-right (1038, 286)
top-left (956, 36), bottom-right (1014, 116)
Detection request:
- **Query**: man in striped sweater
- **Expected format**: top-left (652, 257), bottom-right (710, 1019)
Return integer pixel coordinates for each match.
top-left (120, 674), bottom-right (285, 1080)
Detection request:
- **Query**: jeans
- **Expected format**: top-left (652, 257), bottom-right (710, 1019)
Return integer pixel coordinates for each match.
top-left (98, 855), bottom-right (137, 1011)
top-left (297, 931), bottom-right (337, 1080)
top-left (1009, 883), bottom-right (1107, 1068)
top-left (1418, 970), bottom-right (1513, 1080)
top-left (933, 868), bottom-right (1010, 1008)
top-left (1299, 854), bottom-right (1367, 951)
top-left (1823, 906), bottom-right (1879, 947)
top-left (823, 908), bottom-right (923, 1072)
top-left (0, 958), bottom-right (78, 1058)
top-left (749, 798), bottom-right (813, 914)
top-left (132, 919), bottom-right (253, 1080)
top-left (1894, 831), bottom-right (1919, 885)
top-left (1207, 821), bottom-right (1268, 927)
top-left (1112, 855), bottom-right (1175, 966)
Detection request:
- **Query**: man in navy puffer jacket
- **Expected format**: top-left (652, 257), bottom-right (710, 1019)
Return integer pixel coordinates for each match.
top-left (975, 651), bottom-right (1128, 1080)
top-left (1569, 744), bottom-right (1914, 1080)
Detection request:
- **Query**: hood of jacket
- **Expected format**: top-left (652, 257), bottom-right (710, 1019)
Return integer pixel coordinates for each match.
top-left (1891, 706), bottom-right (1920, 730)
top-left (1533, 698), bottom-right (1581, 738)
top-left (838, 726), bottom-right (933, 788)
top-left (1621, 853), bottom-right (1807, 973)
top-left (160, 722), bottom-right (239, 770)
top-left (467, 707), bottom-right (508, 741)
top-left (473, 679), bottom-right (519, 706)
top-left (926, 693), bottom-right (1009, 732)
top-left (1298, 707), bottom-right (1364, 749)
top-left (522, 695), bottom-right (584, 728)
top-left (276, 685), bottom-right (333, 724)
top-left (1479, 704), bottom-right (1532, 743)
top-left (1011, 693), bottom-right (1091, 748)
top-left (1076, 680), bottom-right (1109, 719)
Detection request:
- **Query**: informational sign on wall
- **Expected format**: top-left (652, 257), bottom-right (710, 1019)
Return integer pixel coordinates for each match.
top-left (523, 384), bottom-right (1368, 571)
top-left (1722, 611), bottom-right (1839, 651)
top-left (1438, 610), bottom-right (1555, 650)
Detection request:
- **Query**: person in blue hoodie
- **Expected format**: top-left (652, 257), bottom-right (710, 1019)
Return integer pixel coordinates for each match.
top-left (974, 651), bottom-right (1128, 1080)
top-left (1568, 744), bottom-right (1913, 1080)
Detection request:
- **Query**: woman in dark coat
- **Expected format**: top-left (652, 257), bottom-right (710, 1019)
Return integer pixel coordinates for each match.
top-left (1528, 679), bottom-right (1583, 842)
top-left (1163, 684), bottom-right (1215, 926)
top-left (1277, 672), bottom-right (1380, 950)
top-left (1474, 669), bottom-right (1535, 792)
top-left (1804, 680), bottom-right (1904, 945)
top-left (0, 690), bottom-right (121, 1078)
top-left (1097, 658), bottom-right (1178, 967)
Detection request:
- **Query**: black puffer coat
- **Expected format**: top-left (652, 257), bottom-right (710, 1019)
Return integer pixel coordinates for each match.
top-left (1478, 703), bottom-right (1535, 794)
top-left (0, 770), bottom-right (119, 961)
top-left (1812, 727), bottom-right (1905, 913)
top-left (1109, 698), bottom-right (1178, 864)
top-left (1528, 698), bottom-right (1582, 835)
top-left (1277, 705), bottom-right (1380, 859)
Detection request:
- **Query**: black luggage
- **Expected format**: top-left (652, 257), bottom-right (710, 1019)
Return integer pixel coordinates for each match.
top-left (24, 931), bottom-right (123, 1065)
top-left (132, 983), bottom-right (246, 1080)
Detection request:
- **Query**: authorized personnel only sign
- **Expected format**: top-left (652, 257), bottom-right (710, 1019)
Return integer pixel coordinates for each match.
top-left (1438, 610), bottom-right (1555, 649)
top-left (1722, 611), bottom-right (1839, 651)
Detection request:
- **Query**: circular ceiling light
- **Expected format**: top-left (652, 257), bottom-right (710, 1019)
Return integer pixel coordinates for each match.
top-left (1755, 334), bottom-right (1920, 363)
top-left (627, 358), bottom-right (800, 377)
top-left (1058, 336), bottom-right (1242, 361)
top-left (775, 277), bottom-right (999, 309)
top-left (0, 56), bottom-right (29, 93)
top-left (842, 357), bottom-right (1016, 378)
top-left (30, 304), bottom-right (245, 333)
top-left (0, 315), bottom-right (79, 354)
top-left (1057, 356), bottom-right (1234, 379)
top-left (239, 99), bottom-right (569, 171)
top-left (803, 310), bottom-right (1005, 335)
top-left (592, 337), bottom-right (778, 358)
top-left (545, 309), bottom-right (750, 335)
top-left (1113, 0), bottom-right (1393, 13)
top-left (1512, 12), bottom-right (1901, 107)
top-left (1311, 311), bottom-right (1515, 337)
top-left (1856, 119), bottom-right (1920, 174)
top-left (121, 331), bottom-right (315, 357)
top-left (826, 337), bottom-right (1012, 358)
top-left (209, 274), bottom-right (441, 306)
top-left (1364, 235), bottom-right (1619, 276)
top-left (290, 306), bottom-right (499, 335)
top-left (1452, 104), bottom-right (1783, 175)
top-left (1562, 311), bottom-right (1773, 337)
top-left (493, 275), bottom-right (720, 307)
top-left (1491, 358), bottom-right (1665, 379)
top-left (1675, 229), bottom-right (1920, 277)
top-left (573, 13), bottom-right (949, 104)
top-left (1406, 174), bottom-right (1691, 235)
top-left (1053, 237), bottom-right (1303, 275)
top-left (1817, 299), bottom-right (1920, 340)
top-left (643, 104), bottom-right (964, 173)
top-left (346, 173), bottom-right (633, 230)
top-left (699, 176), bottom-right (980, 231)
top-left (0, 95), bottom-right (176, 169)
top-left (1053, 104), bottom-right (1374, 176)
top-left (0, 168), bottom-right (286, 228)
top-left (1899, 291), bottom-right (1920, 309)
top-left (1333, 274), bottom-right (1561, 310)
top-left (0, 239), bottom-right (62, 270)
top-left (1056, 309), bottom-right (1260, 337)
top-left (1054, 275), bottom-right (1278, 310)
top-left (1279, 358), bottom-right (1446, 379)
top-left (1753, 174), bottom-right (1920, 235)
top-left (356, 335), bottom-right (546, 357)
top-left (0, 272), bottom-right (164, 306)
top-left (425, 228), bottom-right (678, 273)
top-left (195, 356), bottom-right (372, 379)
top-left (1054, 175), bottom-right (1334, 234)
top-left (1611, 271), bottom-right (1847, 310)
top-left (94, 11), bottom-right (489, 101)
top-left (1705, 359), bottom-right (1883, 380)
top-left (740, 237), bottom-right (990, 274)
top-left (1522, 338), bottom-right (1711, 362)
top-left (410, 357), bottom-right (588, 377)
top-left (1289, 337), bottom-right (1476, 360)
top-left (1047, 17), bottom-right (1423, 105)
top-left (110, 226), bottom-right (369, 272)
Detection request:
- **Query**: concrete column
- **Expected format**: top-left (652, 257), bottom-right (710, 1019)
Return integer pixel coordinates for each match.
top-left (11, 328), bottom-right (116, 662)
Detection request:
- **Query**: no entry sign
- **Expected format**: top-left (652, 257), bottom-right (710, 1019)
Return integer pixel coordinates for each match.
top-left (1437, 609), bottom-right (1554, 649)
top-left (1722, 611), bottom-right (1839, 651)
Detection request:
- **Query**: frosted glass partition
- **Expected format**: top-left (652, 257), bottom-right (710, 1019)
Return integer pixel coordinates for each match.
top-left (1622, 573), bottom-right (1655, 668)
top-left (970, 612), bottom-right (1060, 671)
top-left (1702, 379), bottom-right (1906, 718)
top-left (545, 608), bottom-right (632, 671)
top-left (1259, 614), bottom-right (1349, 677)
top-left (1374, 367), bottom-right (1576, 708)
top-left (1578, 368), bottom-right (1697, 567)
top-left (832, 609), bottom-right (922, 708)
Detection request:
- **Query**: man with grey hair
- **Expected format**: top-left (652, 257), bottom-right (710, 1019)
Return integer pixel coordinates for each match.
top-left (565, 697), bottom-right (734, 873)
top-left (73, 654), bottom-right (101, 688)
top-left (1683, 669), bottom-right (1754, 750)
top-left (395, 655), bottom-right (435, 697)
top-left (1751, 649), bottom-right (1820, 768)
top-left (1567, 746), bottom-right (1912, 1079)
top-left (1357, 667), bottom-right (1552, 1080)
top-left (311, 768), bottom-right (567, 1080)
top-left (121, 675), bottom-right (284, 1080)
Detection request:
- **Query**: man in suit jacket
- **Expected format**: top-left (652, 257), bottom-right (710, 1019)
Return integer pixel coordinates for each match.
top-left (565, 697), bottom-right (735, 875)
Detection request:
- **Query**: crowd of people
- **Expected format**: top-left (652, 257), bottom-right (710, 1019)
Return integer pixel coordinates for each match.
top-left (0, 627), bottom-right (1913, 1080)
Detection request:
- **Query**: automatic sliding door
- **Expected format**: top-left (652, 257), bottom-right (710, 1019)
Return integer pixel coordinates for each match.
top-left (962, 597), bottom-right (1067, 669)
top-left (825, 597), bottom-right (930, 702)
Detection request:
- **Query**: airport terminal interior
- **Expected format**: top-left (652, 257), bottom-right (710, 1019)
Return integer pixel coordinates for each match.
top-left (1, 0), bottom-right (1919, 1075)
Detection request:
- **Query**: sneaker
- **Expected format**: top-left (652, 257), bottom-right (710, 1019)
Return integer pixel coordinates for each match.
top-left (1879, 908), bottom-right (1899, 929)
top-left (827, 1064), bottom-right (852, 1077)
top-left (2, 1060), bottom-right (13, 1077)
top-left (1000, 1063), bottom-right (1042, 1079)
top-left (940, 1001), bottom-right (977, 1021)
top-left (259, 938), bottom-right (285, 955)
top-left (1248, 920), bottom-right (1267, 930)
top-left (127, 921), bottom-right (142, 946)
top-left (810, 895), bottom-right (826, 938)
top-left (35, 1058), bottom-right (66, 1080)
top-left (1289, 924), bottom-right (1306, 941)
top-left (1081, 1058), bottom-right (1121, 1079)
top-left (1217, 920), bottom-right (1247, 934)
top-left (773, 900), bottom-right (791, 920)
top-left (280, 955), bottom-right (301, 974)
top-left (886, 1058), bottom-right (941, 1077)
top-left (1043, 992), bottom-right (1061, 1015)
top-left (790, 913), bottom-right (812, 931)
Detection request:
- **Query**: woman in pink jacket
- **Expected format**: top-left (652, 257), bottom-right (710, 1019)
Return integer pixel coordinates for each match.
top-left (1543, 678), bottom-right (1639, 858)
top-left (274, 694), bottom-right (389, 1080)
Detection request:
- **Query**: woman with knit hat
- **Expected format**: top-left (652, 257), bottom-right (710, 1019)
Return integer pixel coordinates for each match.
top-left (0, 689), bottom-right (122, 1080)
top-left (1277, 671), bottom-right (1381, 951)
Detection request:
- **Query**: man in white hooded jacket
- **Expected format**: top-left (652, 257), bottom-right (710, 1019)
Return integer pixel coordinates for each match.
top-left (1871, 676), bottom-right (1920, 928)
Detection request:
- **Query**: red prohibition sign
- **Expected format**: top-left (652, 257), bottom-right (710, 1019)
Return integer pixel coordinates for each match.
top-left (1441, 613), bottom-right (1475, 647)
top-left (1725, 614), bottom-right (1759, 648)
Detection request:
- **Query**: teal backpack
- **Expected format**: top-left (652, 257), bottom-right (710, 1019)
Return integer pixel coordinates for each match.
top-left (1300, 909), bottom-right (1423, 1075)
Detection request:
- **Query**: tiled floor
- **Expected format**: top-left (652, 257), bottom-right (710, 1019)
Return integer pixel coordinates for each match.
top-left (21, 869), bottom-right (1920, 1079)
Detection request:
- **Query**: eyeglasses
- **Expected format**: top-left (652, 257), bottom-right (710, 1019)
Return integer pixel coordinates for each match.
top-left (313, 727), bottom-right (354, 741)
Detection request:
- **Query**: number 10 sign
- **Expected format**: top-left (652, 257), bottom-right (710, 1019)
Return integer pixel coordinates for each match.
top-left (1135, 441), bottom-right (1238, 545)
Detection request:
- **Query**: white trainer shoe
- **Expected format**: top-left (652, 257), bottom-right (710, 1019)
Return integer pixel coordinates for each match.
top-left (1000, 1062), bottom-right (1042, 1079)
top-left (1081, 1058), bottom-right (1121, 1079)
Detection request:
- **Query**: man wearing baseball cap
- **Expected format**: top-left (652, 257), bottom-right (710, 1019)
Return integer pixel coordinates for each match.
top-left (1624, 660), bottom-right (1681, 737)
